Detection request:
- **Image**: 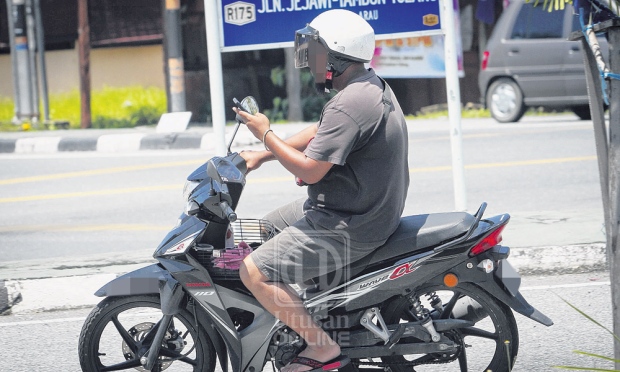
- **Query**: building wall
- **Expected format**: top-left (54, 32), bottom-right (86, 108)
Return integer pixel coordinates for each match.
top-left (0, 44), bottom-right (164, 98)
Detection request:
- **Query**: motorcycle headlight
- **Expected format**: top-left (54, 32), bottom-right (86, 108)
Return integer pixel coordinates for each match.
top-left (183, 180), bottom-right (200, 201)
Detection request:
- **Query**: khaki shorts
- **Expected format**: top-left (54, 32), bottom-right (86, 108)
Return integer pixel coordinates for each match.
top-left (249, 198), bottom-right (379, 285)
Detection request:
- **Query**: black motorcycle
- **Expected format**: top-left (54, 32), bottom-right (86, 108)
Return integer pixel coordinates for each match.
top-left (78, 96), bottom-right (552, 372)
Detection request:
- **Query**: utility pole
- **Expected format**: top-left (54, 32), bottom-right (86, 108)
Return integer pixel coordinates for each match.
top-left (78, 0), bottom-right (91, 128)
top-left (163, 0), bottom-right (186, 112)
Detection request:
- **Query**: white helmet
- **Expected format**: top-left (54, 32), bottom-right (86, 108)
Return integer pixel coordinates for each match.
top-left (294, 9), bottom-right (375, 92)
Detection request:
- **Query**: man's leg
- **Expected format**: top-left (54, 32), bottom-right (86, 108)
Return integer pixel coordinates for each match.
top-left (239, 257), bottom-right (341, 372)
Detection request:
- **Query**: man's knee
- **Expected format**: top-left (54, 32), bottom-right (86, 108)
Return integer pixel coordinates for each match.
top-left (239, 256), bottom-right (266, 290)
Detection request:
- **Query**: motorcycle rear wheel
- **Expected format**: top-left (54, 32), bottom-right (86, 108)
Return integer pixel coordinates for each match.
top-left (380, 283), bottom-right (519, 372)
top-left (78, 295), bottom-right (216, 372)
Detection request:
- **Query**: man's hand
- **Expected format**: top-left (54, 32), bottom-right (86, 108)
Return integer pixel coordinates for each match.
top-left (233, 108), bottom-right (271, 141)
top-left (239, 150), bottom-right (271, 173)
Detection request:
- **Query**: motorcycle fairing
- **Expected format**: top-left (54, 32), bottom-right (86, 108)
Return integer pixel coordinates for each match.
top-left (155, 214), bottom-right (206, 257)
top-left (163, 253), bottom-right (284, 372)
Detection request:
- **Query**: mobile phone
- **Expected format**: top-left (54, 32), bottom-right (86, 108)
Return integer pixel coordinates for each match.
top-left (233, 98), bottom-right (248, 123)
top-left (233, 98), bottom-right (248, 113)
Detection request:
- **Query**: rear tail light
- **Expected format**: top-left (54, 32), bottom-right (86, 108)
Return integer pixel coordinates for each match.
top-left (481, 50), bottom-right (490, 71)
top-left (469, 224), bottom-right (506, 256)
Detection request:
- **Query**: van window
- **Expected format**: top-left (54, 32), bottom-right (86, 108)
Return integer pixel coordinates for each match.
top-left (510, 3), bottom-right (564, 39)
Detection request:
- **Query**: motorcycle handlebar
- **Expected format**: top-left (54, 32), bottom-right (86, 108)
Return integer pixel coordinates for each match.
top-left (219, 201), bottom-right (237, 222)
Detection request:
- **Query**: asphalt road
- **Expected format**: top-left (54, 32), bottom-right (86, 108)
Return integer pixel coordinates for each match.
top-left (0, 115), bottom-right (605, 267)
top-left (0, 272), bottom-right (613, 371)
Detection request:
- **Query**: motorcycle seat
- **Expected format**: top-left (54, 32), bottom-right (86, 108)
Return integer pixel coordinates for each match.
top-left (361, 211), bottom-right (476, 267)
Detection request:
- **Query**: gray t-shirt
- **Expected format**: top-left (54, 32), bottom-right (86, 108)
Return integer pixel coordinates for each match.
top-left (303, 69), bottom-right (409, 245)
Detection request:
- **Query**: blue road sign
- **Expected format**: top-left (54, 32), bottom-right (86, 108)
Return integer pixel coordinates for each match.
top-left (219, 0), bottom-right (442, 52)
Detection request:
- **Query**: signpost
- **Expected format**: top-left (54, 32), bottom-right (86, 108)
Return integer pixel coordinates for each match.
top-left (205, 0), bottom-right (467, 211)
top-left (220, 0), bottom-right (443, 51)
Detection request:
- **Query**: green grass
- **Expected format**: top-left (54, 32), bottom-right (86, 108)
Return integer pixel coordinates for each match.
top-left (0, 86), bottom-right (166, 130)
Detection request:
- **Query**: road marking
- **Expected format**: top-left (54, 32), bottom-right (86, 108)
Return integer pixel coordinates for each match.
top-left (0, 156), bottom-right (597, 204)
top-left (410, 126), bottom-right (592, 143)
top-left (0, 184), bottom-right (182, 203)
top-left (0, 223), bottom-right (171, 233)
top-left (0, 159), bottom-right (202, 186)
top-left (409, 155), bottom-right (596, 173)
top-left (0, 310), bottom-right (163, 327)
top-left (0, 316), bottom-right (87, 327)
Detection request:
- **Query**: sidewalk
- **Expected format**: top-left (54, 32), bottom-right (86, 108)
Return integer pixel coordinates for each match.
top-left (0, 115), bottom-right (609, 314)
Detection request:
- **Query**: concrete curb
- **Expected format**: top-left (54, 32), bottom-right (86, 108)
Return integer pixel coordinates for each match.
top-left (0, 280), bottom-right (23, 314)
top-left (0, 132), bottom-right (210, 154)
top-left (0, 125), bottom-right (295, 154)
top-left (0, 243), bottom-right (608, 315)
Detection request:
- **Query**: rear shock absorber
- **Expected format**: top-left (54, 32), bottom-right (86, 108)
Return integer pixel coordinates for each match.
top-left (427, 292), bottom-right (443, 313)
top-left (409, 294), bottom-right (441, 342)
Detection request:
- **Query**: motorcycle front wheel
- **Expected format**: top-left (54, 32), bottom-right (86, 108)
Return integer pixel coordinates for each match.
top-left (380, 282), bottom-right (519, 372)
top-left (78, 295), bottom-right (216, 372)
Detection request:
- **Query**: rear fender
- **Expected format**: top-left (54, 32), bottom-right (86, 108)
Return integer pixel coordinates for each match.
top-left (424, 250), bottom-right (553, 327)
top-left (473, 271), bottom-right (554, 326)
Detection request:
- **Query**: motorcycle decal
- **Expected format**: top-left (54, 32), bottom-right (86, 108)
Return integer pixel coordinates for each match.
top-left (356, 259), bottom-right (420, 291)
top-left (388, 260), bottom-right (419, 280)
top-left (357, 274), bottom-right (390, 290)
top-left (186, 282), bottom-right (212, 287)
top-left (193, 291), bottom-right (216, 296)
top-left (163, 231), bottom-right (200, 256)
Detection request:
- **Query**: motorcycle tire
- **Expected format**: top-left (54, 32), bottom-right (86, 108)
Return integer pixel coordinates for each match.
top-left (78, 294), bottom-right (216, 372)
top-left (380, 282), bottom-right (519, 372)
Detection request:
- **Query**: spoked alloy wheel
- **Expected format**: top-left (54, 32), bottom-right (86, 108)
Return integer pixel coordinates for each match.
top-left (78, 295), bottom-right (216, 372)
top-left (380, 283), bottom-right (519, 372)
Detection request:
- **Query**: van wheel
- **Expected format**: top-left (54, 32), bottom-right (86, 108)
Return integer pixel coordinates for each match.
top-left (487, 78), bottom-right (526, 123)
top-left (572, 105), bottom-right (592, 120)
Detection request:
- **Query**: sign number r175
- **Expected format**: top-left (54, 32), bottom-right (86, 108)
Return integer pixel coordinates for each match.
top-left (224, 1), bottom-right (256, 26)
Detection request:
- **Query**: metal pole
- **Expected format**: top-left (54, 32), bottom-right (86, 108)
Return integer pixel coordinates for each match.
top-left (204, 0), bottom-right (227, 156)
top-left (25, 0), bottom-right (39, 123)
top-left (441, 0), bottom-right (467, 211)
top-left (6, 0), bottom-right (21, 122)
top-left (164, 0), bottom-right (186, 112)
top-left (33, 0), bottom-right (49, 122)
top-left (11, 0), bottom-right (36, 122)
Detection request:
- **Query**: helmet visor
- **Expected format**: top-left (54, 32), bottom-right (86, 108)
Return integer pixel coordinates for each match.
top-left (294, 24), bottom-right (319, 69)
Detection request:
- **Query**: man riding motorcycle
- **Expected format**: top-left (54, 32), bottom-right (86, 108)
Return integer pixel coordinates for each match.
top-left (234, 9), bottom-right (410, 372)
